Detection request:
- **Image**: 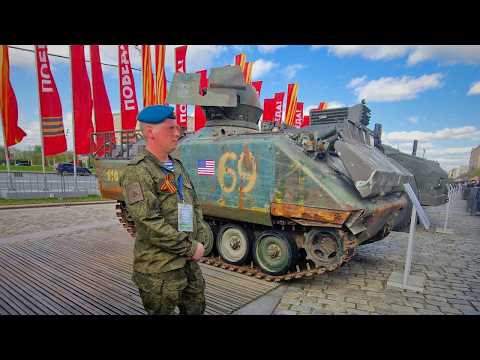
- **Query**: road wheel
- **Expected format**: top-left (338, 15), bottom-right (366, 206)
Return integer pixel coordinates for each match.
top-left (253, 230), bottom-right (298, 276)
top-left (216, 223), bottom-right (251, 265)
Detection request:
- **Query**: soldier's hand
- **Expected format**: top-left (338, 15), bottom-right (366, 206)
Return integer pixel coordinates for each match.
top-left (191, 243), bottom-right (205, 261)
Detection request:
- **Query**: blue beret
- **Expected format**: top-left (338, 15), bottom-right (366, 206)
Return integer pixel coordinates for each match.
top-left (137, 105), bottom-right (176, 124)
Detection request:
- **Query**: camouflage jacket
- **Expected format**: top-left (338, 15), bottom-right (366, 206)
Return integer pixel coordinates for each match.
top-left (120, 150), bottom-right (211, 274)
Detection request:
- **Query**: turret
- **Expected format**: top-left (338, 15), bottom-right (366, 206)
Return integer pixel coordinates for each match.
top-left (167, 65), bottom-right (262, 131)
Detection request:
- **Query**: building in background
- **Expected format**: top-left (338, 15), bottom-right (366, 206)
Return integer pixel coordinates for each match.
top-left (469, 145), bottom-right (480, 171)
top-left (448, 165), bottom-right (469, 180)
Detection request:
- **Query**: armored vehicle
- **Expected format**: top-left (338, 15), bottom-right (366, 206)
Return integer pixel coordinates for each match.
top-left (303, 105), bottom-right (448, 207)
top-left (381, 145), bottom-right (448, 206)
top-left (93, 66), bottom-right (413, 281)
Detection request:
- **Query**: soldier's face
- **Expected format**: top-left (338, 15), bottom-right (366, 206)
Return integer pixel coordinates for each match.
top-left (147, 119), bottom-right (181, 154)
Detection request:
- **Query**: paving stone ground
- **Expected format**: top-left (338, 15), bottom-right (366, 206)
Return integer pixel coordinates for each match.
top-left (273, 199), bottom-right (480, 315)
top-left (1, 199), bottom-right (479, 315)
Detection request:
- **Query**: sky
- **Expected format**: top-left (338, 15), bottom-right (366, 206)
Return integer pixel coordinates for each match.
top-left (2, 45), bottom-right (480, 171)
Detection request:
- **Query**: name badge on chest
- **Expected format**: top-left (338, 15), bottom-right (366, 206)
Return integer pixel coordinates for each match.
top-left (178, 203), bottom-right (193, 232)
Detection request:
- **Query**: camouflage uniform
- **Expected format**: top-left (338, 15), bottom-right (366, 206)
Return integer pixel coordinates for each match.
top-left (120, 150), bottom-right (212, 315)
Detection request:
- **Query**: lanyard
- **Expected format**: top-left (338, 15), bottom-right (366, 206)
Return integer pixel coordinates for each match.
top-left (177, 175), bottom-right (184, 202)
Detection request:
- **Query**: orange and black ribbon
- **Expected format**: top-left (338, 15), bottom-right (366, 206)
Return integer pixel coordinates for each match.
top-left (159, 173), bottom-right (177, 193)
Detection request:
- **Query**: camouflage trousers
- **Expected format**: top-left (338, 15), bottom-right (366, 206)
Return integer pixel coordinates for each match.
top-left (132, 261), bottom-right (206, 315)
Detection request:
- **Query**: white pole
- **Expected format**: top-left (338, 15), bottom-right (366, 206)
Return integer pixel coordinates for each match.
top-left (34, 45), bottom-right (48, 191)
top-left (403, 205), bottom-right (417, 286)
top-left (68, 46), bottom-right (78, 191)
top-left (443, 185), bottom-right (453, 231)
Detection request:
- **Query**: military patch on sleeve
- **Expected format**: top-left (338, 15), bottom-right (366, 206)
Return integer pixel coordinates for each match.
top-left (126, 182), bottom-right (144, 205)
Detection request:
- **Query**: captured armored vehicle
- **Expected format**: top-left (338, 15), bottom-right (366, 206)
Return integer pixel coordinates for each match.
top-left (381, 145), bottom-right (448, 206)
top-left (93, 66), bottom-right (413, 281)
top-left (303, 104), bottom-right (449, 207)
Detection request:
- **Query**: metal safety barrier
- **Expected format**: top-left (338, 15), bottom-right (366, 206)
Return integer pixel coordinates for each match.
top-left (0, 171), bottom-right (100, 196)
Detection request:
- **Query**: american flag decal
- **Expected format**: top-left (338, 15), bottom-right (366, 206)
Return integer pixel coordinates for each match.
top-left (197, 160), bottom-right (215, 176)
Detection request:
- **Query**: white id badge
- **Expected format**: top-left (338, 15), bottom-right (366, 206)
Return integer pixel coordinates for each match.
top-left (178, 203), bottom-right (193, 232)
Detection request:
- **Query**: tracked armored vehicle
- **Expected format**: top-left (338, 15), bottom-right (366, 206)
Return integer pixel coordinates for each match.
top-left (93, 65), bottom-right (413, 281)
top-left (303, 105), bottom-right (449, 207)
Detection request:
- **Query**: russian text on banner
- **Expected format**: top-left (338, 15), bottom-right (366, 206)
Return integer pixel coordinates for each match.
top-left (34, 45), bottom-right (67, 156)
top-left (118, 45), bottom-right (139, 131)
top-left (175, 45), bottom-right (188, 128)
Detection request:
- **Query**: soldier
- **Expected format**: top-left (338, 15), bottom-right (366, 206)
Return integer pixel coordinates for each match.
top-left (119, 105), bottom-right (212, 315)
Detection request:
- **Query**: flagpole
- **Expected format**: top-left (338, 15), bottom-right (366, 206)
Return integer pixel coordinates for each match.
top-left (69, 46), bottom-right (78, 192)
top-left (0, 114), bottom-right (15, 190)
top-left (33, 46), bottom-right (48, 191)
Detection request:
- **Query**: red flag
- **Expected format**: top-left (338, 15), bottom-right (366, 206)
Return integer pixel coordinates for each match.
top-left (142, 45), bottom-right (155, 107)
top-left (34, 45), bottom-right (66, 156)
top-left (263, 98), bottom-right (275, 122)
top-left (273, 92), bottom-right (285, 127)
top-left (194, 69), bottom-right (208, 132)
top-left (155, 45), bottom-right (167, 105)
top-left (90, 45), bottom-right (115, 156)
top-left (118, 45), bottom-right (139, 131)
top-left (252, 80), bottom-right (262, 98)
top-left (70, 45), bottom-right (95, 155)
top-left (175, 45), bottom-right (188, 128)
top-left (294, 102), bottom-right (303, 129)
top-left (285, 83), bottom-right (299, 127)
top-left (0, 45), bottom-right (26, 147)
top-left (318, 102), bottom-right (328, 110)
top-left (302, 115), bottom-right (310, 128)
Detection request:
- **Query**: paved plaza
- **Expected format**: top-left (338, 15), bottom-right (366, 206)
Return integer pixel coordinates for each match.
top-left (0, 198), bottom-right (479, 315)
top-left (273, 199), bottom-right (480, 315)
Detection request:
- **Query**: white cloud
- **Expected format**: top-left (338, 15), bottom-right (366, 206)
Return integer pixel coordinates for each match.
top-left (467, 81), bottom-right (480, 95)
top-left (348, 73), bottom-right (444, 102)
top-left (163, 45), bottom-right (227, 73)
top-left (283, 64), bottom-right (306, 81)
top-left (251, 59), bottom-right (278, 80)
top-left (328, 101), bottom-right (345, 109)
top-left (257, 45), bottom-right (287, 54)
top-left (347, 76), bottom-right (367, 89)
top-left (311, 45), bottom-right (480, 66)
top-left (8, 45), bottom-right (226, 76)
top-left (407, 116), bottom-right (419, 124)
top-left (384, 126), bottom-right (480, 142)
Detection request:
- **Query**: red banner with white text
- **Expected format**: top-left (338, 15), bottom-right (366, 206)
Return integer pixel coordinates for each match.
top-left (90, 45), bottom-right (115, 156)
top-left (273, 92), bottom-right (285, 127)
top-left (34, 45), bottom-right (66, 156)
top-left (175, 45), bottom-right (188, 128)
top-left (118, 45), bottom-right (139, 131)
top-left (294, 102), bottom-right (303, 129)
top-left (194, 69), bottom-right (208, 132)
top-left (70, 45), bottom-right (95, 155)
top-left (1, 45), bottom-right (26, 147)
